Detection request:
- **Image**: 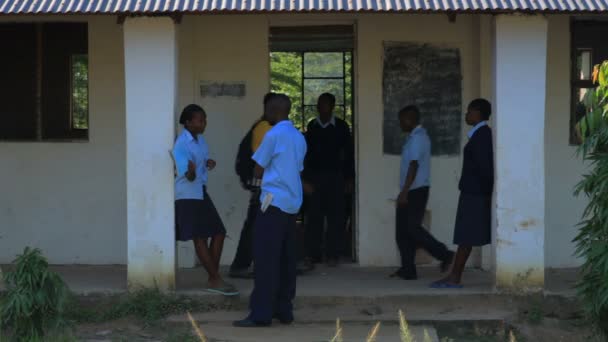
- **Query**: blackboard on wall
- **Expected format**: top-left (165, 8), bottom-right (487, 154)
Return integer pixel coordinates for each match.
top-left (382, 42), bottom-right (462, 156)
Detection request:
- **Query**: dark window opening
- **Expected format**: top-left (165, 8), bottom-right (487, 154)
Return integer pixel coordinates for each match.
top-left (270, 26), bottom-right (357, 262)
top-left (0, 23), bottom-right (89, 141)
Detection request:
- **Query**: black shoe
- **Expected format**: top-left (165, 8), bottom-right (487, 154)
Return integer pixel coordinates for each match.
top-left (391, 268), bottom-right (417, 280)
top-left (233, 318), bottom-right (271, 328)
top-left (440, 251), bottom-right (455, 273)
top-left (273, 313), bottom-right (294, 325)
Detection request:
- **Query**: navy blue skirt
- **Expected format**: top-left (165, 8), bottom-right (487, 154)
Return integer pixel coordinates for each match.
top-left (175, 189), bottom-right (226, 241)
top-left (453, 192), bottom-right (492, 246)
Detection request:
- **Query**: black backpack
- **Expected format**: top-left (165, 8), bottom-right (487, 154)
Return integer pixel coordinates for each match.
top-left (235, 124), bottom-right (257, 190)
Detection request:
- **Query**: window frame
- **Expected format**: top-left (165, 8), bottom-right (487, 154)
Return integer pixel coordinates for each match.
top-left (299, 51), bottom-right (354, 132)
top-left (0, 22), bottom-right (89, 142)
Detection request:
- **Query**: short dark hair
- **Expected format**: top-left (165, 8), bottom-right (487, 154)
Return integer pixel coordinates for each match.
top-left (468, 98), bottom-right (492, 120)
top-left (275, 94), bottom-right (292, 114)
top-left (179, 104), bottom-right (205, 125)
top-left (399, 105), bottom-right (421, 122)
top-left (264, 92), bottom-right (277, 105)
top-left (318, 93), bottom-right (336, 107)
top-left (265, 93), bottom-right (292, 116)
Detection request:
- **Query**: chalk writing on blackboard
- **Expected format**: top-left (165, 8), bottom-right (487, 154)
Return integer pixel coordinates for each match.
top-left (382, 42), bottom-right (462, 156)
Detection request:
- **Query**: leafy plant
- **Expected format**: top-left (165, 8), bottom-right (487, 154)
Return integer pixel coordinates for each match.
top-left (0, 247), bottom-right (70, 341)
top-left (575, 60), bottom-right (608, 339)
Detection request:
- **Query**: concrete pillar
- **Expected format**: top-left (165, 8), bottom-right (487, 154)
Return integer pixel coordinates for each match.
top-left (493, 15), bottom-right (547, 292)
top-left (124, 17), bottom-right (177, 291)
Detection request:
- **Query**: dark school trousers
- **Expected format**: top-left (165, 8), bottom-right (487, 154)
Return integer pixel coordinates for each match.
top-left (396, 187), bottom-right (450, 276)
top-left (249, 206), bottom-right (297, 322)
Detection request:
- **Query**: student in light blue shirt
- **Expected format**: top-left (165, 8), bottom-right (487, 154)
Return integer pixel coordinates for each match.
top-left (173, 104), bottom-right (237, 296)
top-left (393, 105), bottom-right (453, 281)
top-left (234, 94), bottom-right (307, 328)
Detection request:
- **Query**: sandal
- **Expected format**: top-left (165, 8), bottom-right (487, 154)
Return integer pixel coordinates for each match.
top-left (205, 281), bottom-right (240, 296)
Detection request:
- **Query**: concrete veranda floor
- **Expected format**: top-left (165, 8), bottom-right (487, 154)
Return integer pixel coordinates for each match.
top-left (0, 264), bottom-right (578, 298)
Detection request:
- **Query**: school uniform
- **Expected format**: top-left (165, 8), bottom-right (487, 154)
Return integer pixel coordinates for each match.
top-left (396, 126), bottom-right (451, 278)
top-left (247, 120), bottom-right (306, 324)
top-left (230, 120), bottom-right (272, 273)
top-left (453, 122), bottom-right (494, 246)
top-left (303, 116), bottom-right (355, 261)
top-left (173, 129), bottom-right (225, 241)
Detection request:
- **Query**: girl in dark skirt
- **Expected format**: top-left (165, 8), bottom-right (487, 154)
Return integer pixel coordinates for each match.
top-left (432, 99), bottom-right (494, 288)
top-left (173, 104), bottom-right (237, 296)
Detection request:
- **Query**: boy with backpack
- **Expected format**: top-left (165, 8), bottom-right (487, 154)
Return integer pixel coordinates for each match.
top-left (230, 93), bottom-right (275, 279)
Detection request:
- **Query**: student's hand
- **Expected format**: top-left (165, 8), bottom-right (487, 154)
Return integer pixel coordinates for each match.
top-left (397, 190), bottom-right (408, 207)
top-left (303, 182), bottom-right (314, 195)
top-left (206, 159), bottom-right (217, 170)
top-left (186, 160), bottom-right (196, 181)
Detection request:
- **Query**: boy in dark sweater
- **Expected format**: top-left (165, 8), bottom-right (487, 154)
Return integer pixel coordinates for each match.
top-left (303, 93), bottom-right (355, 267)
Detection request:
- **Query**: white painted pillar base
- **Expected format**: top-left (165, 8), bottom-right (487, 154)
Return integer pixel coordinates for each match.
top-left (178, 241), bottom-right (196, 268)
top-left (124, 17), bottom-right (177, 291)
top-left (493, 15), bottom-right (547, 292)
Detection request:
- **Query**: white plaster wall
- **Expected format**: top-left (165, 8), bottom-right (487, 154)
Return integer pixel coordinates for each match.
top-left (0, 16), bottom-right (126, 264)
top-left (544, 15), bottom-right (586, 268)
top-left (177, 15), bottom-right (270, 265)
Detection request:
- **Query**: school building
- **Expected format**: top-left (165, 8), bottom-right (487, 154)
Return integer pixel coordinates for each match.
top-left (0, 0), bottom-right (606, 292)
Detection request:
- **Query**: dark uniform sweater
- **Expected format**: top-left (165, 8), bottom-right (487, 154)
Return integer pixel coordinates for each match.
top-left (303, 117), bottom-right (355, 182)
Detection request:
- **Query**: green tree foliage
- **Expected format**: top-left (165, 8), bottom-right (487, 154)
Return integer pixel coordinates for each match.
top-left (71, 55), bottom-right (89, 130)
top-left (575, 61), bottom-right (608, 339)
top-left (270, 52), bottom-right (353, 131)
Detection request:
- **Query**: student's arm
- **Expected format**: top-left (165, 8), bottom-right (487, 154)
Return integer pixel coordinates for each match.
top-left (343, 122), bottom-right (356, 193)
top-left (302, 122), bottom-right (315, 193)
top-left (252, 130), bottom-right (276, 179)
top-left (398, 161), bottom-right (418, 206)
top-left (472, 130), bottom-right (494, 191)
top-left (397, 136), bottom-right (422, 206)
top-left (254, 164), bottom-right (264, 179)
top-left (303, 122), bottom-right (315, 180)
top-left (344, 122), bottom-right (355, 178)
top-left (173, 143), bottom-right (196, 181)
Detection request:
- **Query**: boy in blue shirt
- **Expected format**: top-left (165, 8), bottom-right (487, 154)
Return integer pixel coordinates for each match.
top-left (234, 94), bottom-right (307, 327)
top-left (393, 105), bottom-right (454, 280)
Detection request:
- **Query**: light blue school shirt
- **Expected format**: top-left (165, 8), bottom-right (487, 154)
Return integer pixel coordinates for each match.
top-left (253, 120), bottom-right (307, 214)
top-left (173, 129), bottom-right (209, 200)
top-left (400, 125), bottom-right (431, 191)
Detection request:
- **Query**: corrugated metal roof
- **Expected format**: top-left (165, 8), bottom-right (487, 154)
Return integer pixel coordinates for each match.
top-left (0, 0), bottom-right (607, 14)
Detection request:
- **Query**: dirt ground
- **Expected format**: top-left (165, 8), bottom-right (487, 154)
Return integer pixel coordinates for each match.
top-left (70, 312), bottom-right (595, 342)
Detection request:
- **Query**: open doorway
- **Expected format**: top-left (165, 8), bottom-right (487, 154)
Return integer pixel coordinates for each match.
top-left (269, 26), bottom-right (356, 263)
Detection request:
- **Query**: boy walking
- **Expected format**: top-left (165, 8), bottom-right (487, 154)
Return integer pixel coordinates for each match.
top-left (394, 105), bottom-right (454, 280)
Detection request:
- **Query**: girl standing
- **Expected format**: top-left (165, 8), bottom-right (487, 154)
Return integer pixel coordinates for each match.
top-left (173, 104), bottom-right (238, 296)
